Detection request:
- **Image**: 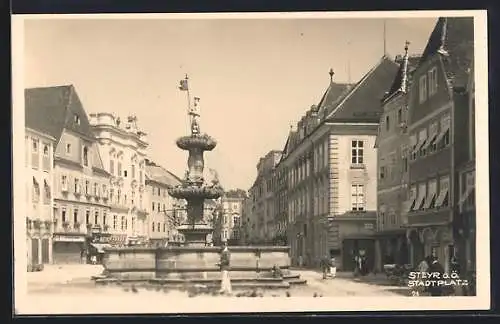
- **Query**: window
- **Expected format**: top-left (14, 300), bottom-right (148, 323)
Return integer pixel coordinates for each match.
top-left (152, 202), bottom-right (155, 211)
top-left (410, 134), bottom-right (417, 160)
top-left (379, 166), bottom-right (386, 180)
top-left (113, 215), bottom-right (117, 229)
top-left (152, 222), bottom-right (155, 232)
top-left (83, 146), bottom-right (89, 166)
top-left (163, 204), bottom-right (166, 212)
top-left (351, 140), bottom-right (364, 164)
top-left (32, 139), bottom-right (38, 152)
top-left (110, 160), bottom-right (115, 175)
top-left (131, 217), bottom-right (135, 231)
top-left (233, 216), bottom-right (239, 226)
top-left (43, 181), bottom-right (51, 204)
top-left (117, 162), bottom-right (122, 176)
top-left (66, 143), bottom-right (71, 154)
top-left (85, 180), bottom-right (90, 195)
top-left (163, 223), bottom-right (166, 232)
top-left (419, 75), bottom-right (428, 103)
top-left (436, 176), bottom-right (450, 208)
top-left (74, 178), bottom-right (80, 193)
top-left (121, 216), bottom-right (126, 230)
top-left (414, 183), bottom-right (427, 211)
top-left (385, 115), bottom-right (390, 131)
top-left (428, 67), bottom-right (438, 96)
top-left (86, 210), bottom-right (90, 224)
top-left (427, 122), bottom-right (439, 153)
top-left (418, 128), bottom-right (428, 157)
top-left (117, 190), bottom-right (121, 204)
top-left (158, 188), bottom-right (161, 196)
top-left (132, 165), bottom-right (136, 179)
top-left (43, 145), bottom-right (49, 156)
top-left (61, 175), bottom-right (68, 190)
top-left (425, 179), bottom-right (438, 209)
top-left (103, 212), bottom-right (107, 226)
top-left (158, 203), bottom-right (161, 212)
top-left (93, 183), bottom-right (98, 196)
top-left (157, 222), bottom-right (161, 232)
top-left (131, 191), bottom-right (135, 205)
top-left (124, 170), bottom-right (128, 177)
top-left (407, 186), bottom-right (417, 212)
top-left (397, 108), bottom-right (403, 124)
top-left (74, 114), bottom-right (80, 125)
top-left (61, 208), bottom-right (67, 223)
top-left (438, 114), bottom-right (451, 148)
top-left (401, 146), bottom-right (409, 173)
top-left (94, 211), bottom-right (99, 225)
top-left (73, 209), bottom-right (78, 224)
top-left (139, 171), bottom-right (143, 184)
top-left (351, 184), bottom-right (365, 211)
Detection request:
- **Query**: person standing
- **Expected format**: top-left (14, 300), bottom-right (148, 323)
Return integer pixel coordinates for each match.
top-left (218, 241), bottom-right (232, 295)
top-left (329, 256), bottom-right (337, 278)
top-left (428, 256), bottom-right (445, 296)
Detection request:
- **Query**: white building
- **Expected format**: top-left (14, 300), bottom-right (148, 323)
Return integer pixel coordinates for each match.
top-left (89, 113), bottom-right (149, 245)
top-left (145, 159), bottom-right (185, 246)
top-left (25, 127), bottom-right (56, 267)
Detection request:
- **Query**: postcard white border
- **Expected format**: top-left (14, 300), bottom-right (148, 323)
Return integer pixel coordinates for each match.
top-left (12, 10), bottom-right (490, 314)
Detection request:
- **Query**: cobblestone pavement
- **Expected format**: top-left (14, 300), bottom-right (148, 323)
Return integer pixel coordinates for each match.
top-left (25, 265), bottom-right (408, 297)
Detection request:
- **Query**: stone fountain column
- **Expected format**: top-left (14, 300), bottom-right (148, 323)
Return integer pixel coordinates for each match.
top-left (167, 101), bottom-right (223, 246)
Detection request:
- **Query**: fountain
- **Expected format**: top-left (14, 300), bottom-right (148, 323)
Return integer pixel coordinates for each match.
top-left (167, 91), bottom-right (224, 246)
top-left (96, 75), bottom-right (307, 290)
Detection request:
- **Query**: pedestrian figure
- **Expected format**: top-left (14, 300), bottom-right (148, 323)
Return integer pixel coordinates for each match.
top-left (218, 241), bottom-right (232, 295)
top-left (329, 256), bottom-right (337, 278)
top-left (428, 256), bottom-right (445, 296)
top-left (320, 255), bottom-right (329, 279)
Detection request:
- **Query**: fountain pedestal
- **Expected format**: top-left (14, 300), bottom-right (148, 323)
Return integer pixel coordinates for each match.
top-left (177, 223), bottom-right (212, 246)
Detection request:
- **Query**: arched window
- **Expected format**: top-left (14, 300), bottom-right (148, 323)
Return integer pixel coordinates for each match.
top-left (83, 146), bottom-right (89, 166)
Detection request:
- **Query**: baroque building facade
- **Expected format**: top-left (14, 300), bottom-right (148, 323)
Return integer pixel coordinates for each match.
top-left (26, 85), bottom-right (111, 264)
top-left (25, 127), bottom-right (56, 267)
top-left (374, 44), bottom-right (421, 271)
top-left (405, 17), bottom-right (474, 273)
top-left (281, 60), bottom-right (399, 270)
top-left (90, 113), bottom-right (149, 246)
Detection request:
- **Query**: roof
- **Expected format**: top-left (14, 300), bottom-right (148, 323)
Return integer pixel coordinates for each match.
top-left (145, 159), bottom-right (182, 187)
top-left (420, 17), bottom-right (474, 89)
top-left (316, 82), bottom-right (353, 117)
top-left (25, 85), bottom-right (96, 142)
top-left (384, 55), bottom-right (421, 101)
top-left (325, 56), bottom-right (400, 123)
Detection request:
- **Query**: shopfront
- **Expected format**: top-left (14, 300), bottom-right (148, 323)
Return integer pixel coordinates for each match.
top-left (52, 234), bottom-right (86, 264)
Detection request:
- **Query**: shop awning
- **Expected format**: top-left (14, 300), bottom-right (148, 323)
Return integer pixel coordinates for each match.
top-left (91, 243), bottom-right (112, 253)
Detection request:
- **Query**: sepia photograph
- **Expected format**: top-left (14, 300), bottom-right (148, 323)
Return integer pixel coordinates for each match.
top-left (12, 11), bottom-right (489, 314)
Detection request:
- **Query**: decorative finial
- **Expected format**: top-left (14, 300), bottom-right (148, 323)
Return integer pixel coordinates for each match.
top-left (404, 40), bottom-right (410, 54)
top-left (329, 68), bottom-right (334, 82)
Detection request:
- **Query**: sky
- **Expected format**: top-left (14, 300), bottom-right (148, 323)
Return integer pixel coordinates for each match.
top-left (24, 16), bottom-right (437, 191)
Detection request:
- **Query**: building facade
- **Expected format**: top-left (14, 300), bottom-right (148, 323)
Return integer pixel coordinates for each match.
top-left (218, 191), bottom-right (246, 244)
top-left (90, 113), bottom-right (149, 246)
top-left (144, 159), bottom-right (184, 246)
top-left (26, 85), bottom-right (111, 264)
top-left (247, 150), bottom-right (282, 244)
top-left (374, 45), bottom-right (421, 271)
top-left (25, 128), bottom-right (56, 267)
top-left (282, 60), bottom-right (399, 270)
top-left (405, 17), bottom-right (474, 273)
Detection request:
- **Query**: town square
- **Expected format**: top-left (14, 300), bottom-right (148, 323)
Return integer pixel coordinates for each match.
top-left (14, 12), bottom-right (483, 313)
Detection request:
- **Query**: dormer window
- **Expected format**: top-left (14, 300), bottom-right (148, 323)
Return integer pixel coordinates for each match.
top-left (66, 143), bottom-right (71, 155)
top-left (74, 114), bottom-right (80, 125)
top-left (83, 146), bottom-right (89, 167)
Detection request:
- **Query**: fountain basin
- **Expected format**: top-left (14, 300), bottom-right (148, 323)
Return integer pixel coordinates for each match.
top-left (176, 134), bottom-right (217, 151)
top-left (97, 246), bottom-right (306, 288)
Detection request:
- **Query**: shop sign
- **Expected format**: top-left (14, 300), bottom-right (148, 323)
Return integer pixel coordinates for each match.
top-left (53, 235), bottom-right (85, 242)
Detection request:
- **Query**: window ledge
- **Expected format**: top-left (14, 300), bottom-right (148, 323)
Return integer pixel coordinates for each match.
top-left (350, 164), bottom-right (365, 170)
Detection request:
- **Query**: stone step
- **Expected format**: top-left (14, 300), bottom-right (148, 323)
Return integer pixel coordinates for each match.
top-left (150, 277), bottom-right (284, 284)
top-left (287, 278), bottom-right (308, 285)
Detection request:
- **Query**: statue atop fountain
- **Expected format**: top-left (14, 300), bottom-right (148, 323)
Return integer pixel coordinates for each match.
top-left (167, 75), bottom-right (224, 246)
